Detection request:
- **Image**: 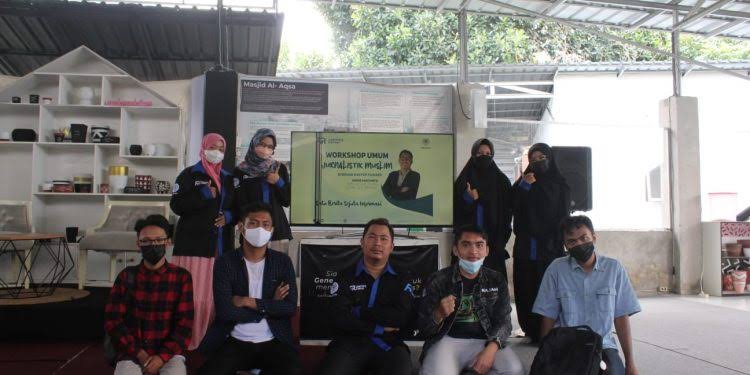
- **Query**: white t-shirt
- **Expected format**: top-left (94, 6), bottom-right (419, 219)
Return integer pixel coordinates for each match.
top-left (230, 258), bottom-right (274, 343)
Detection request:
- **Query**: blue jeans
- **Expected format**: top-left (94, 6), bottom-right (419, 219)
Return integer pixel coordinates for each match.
top-left (603, 348), bottom-right (625, 375)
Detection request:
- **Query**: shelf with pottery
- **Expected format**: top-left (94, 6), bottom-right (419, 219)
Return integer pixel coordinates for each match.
top-left (702, 221), bottom-right (750, 297)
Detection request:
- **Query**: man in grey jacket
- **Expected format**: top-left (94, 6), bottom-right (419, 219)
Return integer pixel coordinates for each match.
top-left (419, 224), bottom-right (523, 375)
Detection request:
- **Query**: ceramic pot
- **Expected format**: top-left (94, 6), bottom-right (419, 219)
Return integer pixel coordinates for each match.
top-left (155, 180), bottom-right (171, 195)
top-left (129, 145), bottom-right (142, 156)
top-left (70, 124), bottom-right (87, 143)
top-left (724, 274), bottom-right (734, 291)
top-left (90, 126), bottom-right (109, 143)
top-left (135, 175), bottom-right (152, 192)
top-left (727, 243), bottom-right (742, 257)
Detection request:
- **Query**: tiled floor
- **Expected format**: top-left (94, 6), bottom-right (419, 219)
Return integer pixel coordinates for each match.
top-left (3, 295), bottom-right (750, 374)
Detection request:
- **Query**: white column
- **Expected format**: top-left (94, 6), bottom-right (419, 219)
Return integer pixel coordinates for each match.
top-left (661, 96), bottom-right (702, 294)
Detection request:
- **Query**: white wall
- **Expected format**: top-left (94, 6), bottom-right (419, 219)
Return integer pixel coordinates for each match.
top-left (539, 70), bottom-right (750, 229)
top-left (682, 73), bottom-right (750, 221)
top-left (0, 75), bottom-right (18, 91)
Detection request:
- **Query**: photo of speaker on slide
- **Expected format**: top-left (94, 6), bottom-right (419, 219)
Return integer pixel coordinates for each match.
top-left (381, 149), bottom-right (421, 201)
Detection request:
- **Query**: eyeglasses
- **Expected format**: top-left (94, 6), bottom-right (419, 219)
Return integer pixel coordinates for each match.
top-left (138, 238), bottom-right (169, 246)
top-left (564, 234), bottom-right (591, 248)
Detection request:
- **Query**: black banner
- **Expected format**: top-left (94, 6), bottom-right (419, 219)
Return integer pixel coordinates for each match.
top-left (240, 79), bottom-right (329, 115)
top-left (300, 242), bottom-right (439, 340)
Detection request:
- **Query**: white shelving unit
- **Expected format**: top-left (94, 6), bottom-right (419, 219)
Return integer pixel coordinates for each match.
top-left (0, 47), bottom-right (184, 284)
top-left (702, 221), bottom-right (750, 296)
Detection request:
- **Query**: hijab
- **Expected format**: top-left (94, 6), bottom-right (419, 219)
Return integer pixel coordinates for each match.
top-left (200, 133), bottom-right (226, 191)
top-left (237, 128), bottom-right (279, 178)
top-left (454, 139), bottom-right (512, 239)
top-left (525, 143), bottom-right (564, 183)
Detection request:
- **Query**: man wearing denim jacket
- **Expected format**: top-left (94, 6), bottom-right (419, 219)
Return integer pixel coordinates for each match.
top-left (533, 215), bottom-right (641, 375)
top-left (419, 224), bottom-right (523, 375)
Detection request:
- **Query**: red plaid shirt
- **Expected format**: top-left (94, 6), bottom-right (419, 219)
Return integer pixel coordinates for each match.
top-left (104, 262), bottom-right (193, 363)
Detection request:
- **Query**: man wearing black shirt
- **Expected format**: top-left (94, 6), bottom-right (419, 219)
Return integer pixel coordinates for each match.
top-left (418, 225), bottom-right (523, 375)
top-left (318, 218), bottom-right (413, 375)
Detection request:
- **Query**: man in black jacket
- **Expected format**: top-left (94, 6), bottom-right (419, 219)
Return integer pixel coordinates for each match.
top-left (318, 218), bottom-right (413, 375)
top-left (198, 203), bottom-right (299, 375)
top-left (418, 225), bottom-right (523, 375)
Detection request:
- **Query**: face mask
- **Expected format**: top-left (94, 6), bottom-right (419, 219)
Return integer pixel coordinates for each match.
top-left (141, 244), bottom-right (166, 265)
top-left (531, 159), bottom-right (550, 175)
top-left (458, 257), bottom-right (484, 275)
top-left (245, 227), bottom-right (273, 248)
top-left (475, 155), bottom-right (493, 169)
top-left (204, 149), bottom-right (224, 164)
top-left (568, 242), bottom-right (595, 263)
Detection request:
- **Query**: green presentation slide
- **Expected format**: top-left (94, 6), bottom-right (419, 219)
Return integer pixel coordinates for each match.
top-left (291, 132), bottom-right (454, 226)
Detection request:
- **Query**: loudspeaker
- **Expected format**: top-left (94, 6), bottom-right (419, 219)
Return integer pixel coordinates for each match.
top-left (204, 70), bottom-right (239, 166)
top-left (551, 146), bottom-right (592, 212)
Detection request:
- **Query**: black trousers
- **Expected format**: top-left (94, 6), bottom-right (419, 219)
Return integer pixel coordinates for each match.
top-left (513, 258), bottom-right (553, 343)
top-left (197, 337), bottom-right (300, 375)
top-left (317, 337), bottom-right (412, 375)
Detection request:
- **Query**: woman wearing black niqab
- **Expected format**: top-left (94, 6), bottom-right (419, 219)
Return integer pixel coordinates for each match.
top-left (512, 142), bottom-right (571, 343)
top-left (454, 138), bottom-right (513, 280)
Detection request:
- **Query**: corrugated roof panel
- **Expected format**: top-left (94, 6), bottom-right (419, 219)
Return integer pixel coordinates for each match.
top-left (0, 0), bottom-right (283, 80)
top-left (310, 0), bottom-right (750, 39)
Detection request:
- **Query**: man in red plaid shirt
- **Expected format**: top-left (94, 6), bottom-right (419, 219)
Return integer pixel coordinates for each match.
top-left (105, 214), bottom-right (194, 375)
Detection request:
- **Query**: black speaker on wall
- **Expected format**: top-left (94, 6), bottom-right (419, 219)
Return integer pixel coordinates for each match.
top-left (551, 146), bottom-right (592, 212)
top-left (204, 70), bottom-right (239, 166)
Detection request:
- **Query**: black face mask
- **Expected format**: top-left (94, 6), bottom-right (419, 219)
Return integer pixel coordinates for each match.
top-left (475, 155), bottom-right (493, 169)
top-left (141, 244), bottom-right (166, 265)
top-left (530, 159), bottom-right (550, 175)
top-left (568, 242), bottom-right (595, 263)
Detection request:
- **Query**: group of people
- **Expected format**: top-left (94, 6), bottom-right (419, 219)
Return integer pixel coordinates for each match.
top-left (104, 131), bottom-right (641, 375)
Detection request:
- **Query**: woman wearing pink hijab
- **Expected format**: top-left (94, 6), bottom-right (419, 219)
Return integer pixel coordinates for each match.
top-left (170, 133), bottom-right (235, 350)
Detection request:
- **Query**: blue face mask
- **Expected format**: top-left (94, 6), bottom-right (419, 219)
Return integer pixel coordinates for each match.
top-left (458, 258), bottom-right (484, 274)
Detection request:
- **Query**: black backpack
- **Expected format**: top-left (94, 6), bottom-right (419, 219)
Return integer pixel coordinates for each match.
top-left (530, 325), bottom-right (604, 375)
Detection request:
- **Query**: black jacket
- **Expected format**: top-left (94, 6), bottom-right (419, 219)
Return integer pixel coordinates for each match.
top-left (170, 162), bottom-right (235, 258)
top-left (199, 247), bottom-right (297, 353)
top-left (381, 170), bottom-right (421, 200)
top-left (233, 164), bottom-right (292, 241)
top-left (418, 264), bottom-right (512, 362)
top-left (512, 177), bottom-right (570, 261)
top-left (329, 260), bottom-right (413, 349)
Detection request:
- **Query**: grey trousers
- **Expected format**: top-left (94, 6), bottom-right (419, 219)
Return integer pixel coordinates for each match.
top-left (114, 355), bottom-right (186, 375)
top-left (420, 336), bottom-right (524, 375)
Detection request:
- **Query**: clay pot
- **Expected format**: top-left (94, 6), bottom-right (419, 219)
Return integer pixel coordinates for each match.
top-left (739, 240), bottom-right (750, 248)
top-left (727, 243), bottom-right (743, 257)
top-left (732, 271), bottom-right (747, 292)
top-left (724, 274), bottom-right (734, 291)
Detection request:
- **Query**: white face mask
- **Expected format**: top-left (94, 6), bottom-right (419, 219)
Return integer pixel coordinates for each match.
top-left (245, 227), bottom-right (272, 248)
top-left (204, 149), bottom-right (224, 164)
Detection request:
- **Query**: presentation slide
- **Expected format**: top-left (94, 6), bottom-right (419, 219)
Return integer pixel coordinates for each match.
top-left (291, 132), bottom-right (454, 226)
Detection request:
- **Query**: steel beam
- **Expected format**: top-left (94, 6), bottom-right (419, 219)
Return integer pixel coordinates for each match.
top-left (672, 0), bottom-right (734, 31)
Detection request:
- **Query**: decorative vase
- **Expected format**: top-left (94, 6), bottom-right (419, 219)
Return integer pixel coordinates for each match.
top-left (108, 165), bottom-right (129, 194)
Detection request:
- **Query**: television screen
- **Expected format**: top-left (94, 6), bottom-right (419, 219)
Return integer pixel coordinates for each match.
top-left (291, 132), bottom-right (454, 226)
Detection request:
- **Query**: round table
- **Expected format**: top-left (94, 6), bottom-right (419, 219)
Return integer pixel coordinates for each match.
top-left (0, 233), bottom-right (74, 298)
